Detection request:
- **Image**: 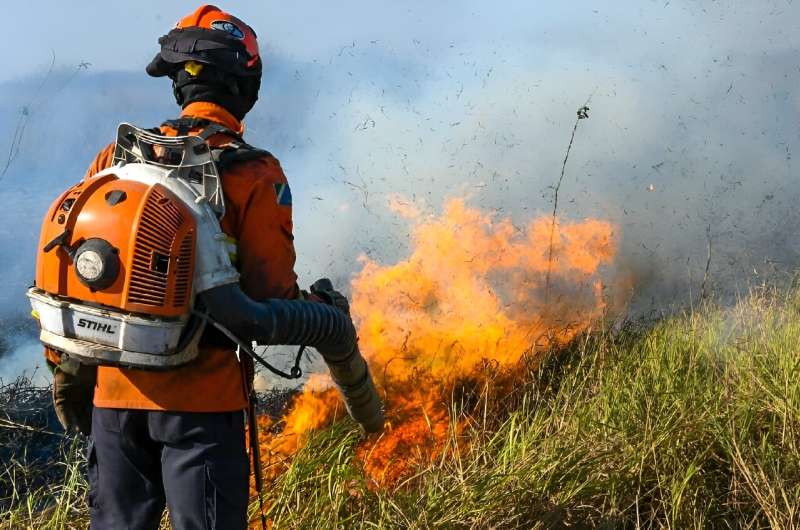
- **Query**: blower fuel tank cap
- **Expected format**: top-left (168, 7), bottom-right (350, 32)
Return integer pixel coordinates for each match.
top-left (76, 251), bottom-right (103, 280)
top-left (74, 238), bottom-right (119, 291)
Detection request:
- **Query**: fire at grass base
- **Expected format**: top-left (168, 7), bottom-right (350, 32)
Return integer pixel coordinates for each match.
top-left (259, 197), bottom-right (630, 488)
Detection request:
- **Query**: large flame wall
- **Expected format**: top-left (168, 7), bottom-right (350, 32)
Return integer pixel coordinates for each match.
top-left (262, 197), bottom-right (625, 487)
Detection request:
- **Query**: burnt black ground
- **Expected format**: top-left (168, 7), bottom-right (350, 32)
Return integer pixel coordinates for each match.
top-left (0, 373), bottom-right (295, 512)
top-left (0, 375), bottom-right (71, 511)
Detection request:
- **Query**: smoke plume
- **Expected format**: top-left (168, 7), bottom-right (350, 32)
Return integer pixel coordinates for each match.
top-left (1, 1), bottom-right (798, 379)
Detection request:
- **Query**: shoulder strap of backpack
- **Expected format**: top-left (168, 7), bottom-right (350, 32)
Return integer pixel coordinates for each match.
top-left (213, 141), bottom-right (273, 173)
top-left (157, 118), bottom-right (272, 172)
top-left (160, 117), bottom-right (245, 143)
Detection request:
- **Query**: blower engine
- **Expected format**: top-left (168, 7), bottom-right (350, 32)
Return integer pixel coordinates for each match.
top-left (27, 124), bottom-right (384, 433)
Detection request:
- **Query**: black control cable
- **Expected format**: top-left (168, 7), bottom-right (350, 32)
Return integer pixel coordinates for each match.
top-left (192, 310), bottom-right (305, 379)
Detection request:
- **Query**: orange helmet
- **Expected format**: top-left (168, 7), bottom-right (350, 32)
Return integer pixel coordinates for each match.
top-left (146, 4), bottom-right (261, 78)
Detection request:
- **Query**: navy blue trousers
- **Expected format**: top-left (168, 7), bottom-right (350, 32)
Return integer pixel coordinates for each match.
top-left (88, 408), bottom-right (249, 530)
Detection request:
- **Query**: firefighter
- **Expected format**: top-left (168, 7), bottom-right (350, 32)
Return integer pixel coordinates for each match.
top-left (43, 5), bottom-right (340, 529)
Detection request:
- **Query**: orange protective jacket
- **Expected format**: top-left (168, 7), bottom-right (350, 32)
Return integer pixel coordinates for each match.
top-left (45, 102), bottom-right (300, 412)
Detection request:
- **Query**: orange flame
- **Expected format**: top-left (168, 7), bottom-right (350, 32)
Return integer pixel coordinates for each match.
top-left (260, 197), bottom-right (626, 488)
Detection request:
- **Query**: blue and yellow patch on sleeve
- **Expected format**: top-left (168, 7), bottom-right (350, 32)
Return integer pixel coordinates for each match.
top-left (274, 183), bottom-right (292, 206)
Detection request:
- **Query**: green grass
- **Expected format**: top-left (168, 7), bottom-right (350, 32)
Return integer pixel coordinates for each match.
top-left (1, 437), bottom-right (89, 530)
top-left (5, 287), bottom-right (800, 528)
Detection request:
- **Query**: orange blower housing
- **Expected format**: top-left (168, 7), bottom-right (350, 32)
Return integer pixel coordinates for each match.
top-left (36, 175), bottom-right (196, 318)
top-left (28, 122), bottom-right (240, 369)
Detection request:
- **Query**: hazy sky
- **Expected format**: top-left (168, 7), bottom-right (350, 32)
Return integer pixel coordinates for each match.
top-left (7, 1), bottom-right (795, 82)
top-left (1, 1), bottom-right (799, 378)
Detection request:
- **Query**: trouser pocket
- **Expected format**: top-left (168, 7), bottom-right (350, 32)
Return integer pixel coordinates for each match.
top-left (157, 411), bottom-right (249, 530)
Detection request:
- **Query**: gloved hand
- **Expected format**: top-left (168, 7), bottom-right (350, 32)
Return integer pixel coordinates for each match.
top-left (310, 278), bottom-right (351, 316)
top-left (50, 358), bottom-right (96, 436)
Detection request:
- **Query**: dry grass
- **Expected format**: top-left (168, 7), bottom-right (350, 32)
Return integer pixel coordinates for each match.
top-left (4, 287), bottom-right (800, 528)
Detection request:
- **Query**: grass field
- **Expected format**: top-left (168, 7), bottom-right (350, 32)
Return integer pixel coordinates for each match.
top-left (3, 286), bottom-right (800, 528)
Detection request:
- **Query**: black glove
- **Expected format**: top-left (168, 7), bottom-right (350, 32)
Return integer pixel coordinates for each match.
top-left (310, 278), bottom-right (350, 316)
top-left (50, 358), bottom-right (96, 436)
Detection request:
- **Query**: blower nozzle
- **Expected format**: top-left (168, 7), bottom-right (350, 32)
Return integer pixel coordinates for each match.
top-left (325, 346), bottom-right (384, 433)
top-left (198, 284), bottom-right (385, 433)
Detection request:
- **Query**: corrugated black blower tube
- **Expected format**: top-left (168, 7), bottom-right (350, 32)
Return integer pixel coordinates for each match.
top-left (197, 284), bottom-right (384, 433)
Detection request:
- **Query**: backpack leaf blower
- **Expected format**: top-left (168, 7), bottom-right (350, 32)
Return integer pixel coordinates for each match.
top-left (27, 123), bottom-right (384, 433)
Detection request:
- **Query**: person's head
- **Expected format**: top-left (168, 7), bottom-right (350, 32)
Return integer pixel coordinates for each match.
top-left (146, 5), bottom-right (261, 121)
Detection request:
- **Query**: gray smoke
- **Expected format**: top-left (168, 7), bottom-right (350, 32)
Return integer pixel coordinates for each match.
top-left (1, 1), bottom-right (798, 377)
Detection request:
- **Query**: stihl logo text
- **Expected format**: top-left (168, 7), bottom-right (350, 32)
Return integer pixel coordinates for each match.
top-left (77, 318), bottom-right (117, 335)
